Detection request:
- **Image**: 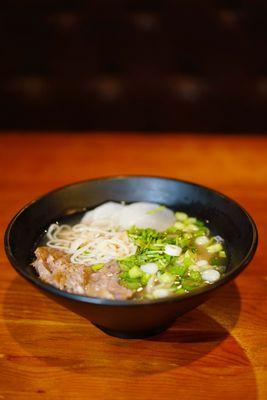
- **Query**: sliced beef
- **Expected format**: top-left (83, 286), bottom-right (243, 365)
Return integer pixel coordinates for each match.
top-left (86, 263), bottom-right (133, 300)
top-left (33, 247), bottom-right (85, 294)
top-left (33, 246), bottom-right (133, 300)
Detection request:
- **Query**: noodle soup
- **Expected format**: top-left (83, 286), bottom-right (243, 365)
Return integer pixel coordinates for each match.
top-left (33, 202), bottom-right (227, 300)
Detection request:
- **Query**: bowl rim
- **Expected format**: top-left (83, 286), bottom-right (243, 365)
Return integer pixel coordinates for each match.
top-left (4, 175), bottom-right (258, 307)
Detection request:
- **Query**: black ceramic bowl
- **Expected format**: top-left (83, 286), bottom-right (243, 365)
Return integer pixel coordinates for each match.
top-left (5, 176), bottom-right (258, 338)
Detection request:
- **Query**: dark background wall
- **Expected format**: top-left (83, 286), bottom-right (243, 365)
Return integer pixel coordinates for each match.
top-left (1, 1), bottom-right (267, 132)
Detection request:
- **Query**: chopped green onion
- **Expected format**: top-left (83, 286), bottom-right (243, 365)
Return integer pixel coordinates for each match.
top-left (175, 212), bottom-right (188, 221)
top-left (183, 257), bottom-right (193, 268)
top-left (187, 217), bottom-right (197, 224)
top-left (195, 219), bottom-right (205, 227)
top-left (168, 263), bottom-right (188, 277)
top-left (147, 205), bottom-right (166, 215)
top-left (141, 272), bottom-right (150, 285)
top-left (158, 272), bottom-right (176, 284)
top-left (174, 221), bottom-right (185, 230)
top-left (207, 243), bottom-right (223, 254)
top-left (91, 263), bottom-right (104, 271)
top-left (183, 224), bottom-right (199, 232)
top-left (116, 211), bottom-right (226, 299)
top-left (181, 278), bottom-right (201, 291)
top-left (121, 279), bottom-right (141, 290)
top-left (189, 270), bottom-right (202, 282)
top-left (174, 287), bottom-right (186, 295)
top-left (128, 266), bottom-right (142, 279)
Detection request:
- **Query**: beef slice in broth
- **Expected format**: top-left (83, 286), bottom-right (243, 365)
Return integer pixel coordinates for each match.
top-left (33, 247), bottom-right (133, 300)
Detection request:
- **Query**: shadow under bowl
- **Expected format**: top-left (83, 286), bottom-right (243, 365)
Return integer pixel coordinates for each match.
top-left (4, 176), bottom-right (258, 338)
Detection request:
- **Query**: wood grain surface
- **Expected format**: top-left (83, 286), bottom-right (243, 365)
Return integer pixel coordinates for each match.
top-left (0, 133), bottom-right (266, 400)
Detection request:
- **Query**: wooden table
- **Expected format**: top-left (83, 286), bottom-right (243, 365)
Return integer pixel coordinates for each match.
top-left (0, 133), bottom-right (266, 400)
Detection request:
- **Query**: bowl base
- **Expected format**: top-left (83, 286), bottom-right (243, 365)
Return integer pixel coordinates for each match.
top-left (94, 320), bottom-right (175, 339)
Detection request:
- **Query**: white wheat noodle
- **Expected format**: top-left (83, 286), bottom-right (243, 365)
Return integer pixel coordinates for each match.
top-left (46, 223), bottom-right (136, 266)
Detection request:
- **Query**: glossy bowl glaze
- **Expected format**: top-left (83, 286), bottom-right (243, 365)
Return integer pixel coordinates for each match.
top-left (4, 176), bottom-right (258, 338)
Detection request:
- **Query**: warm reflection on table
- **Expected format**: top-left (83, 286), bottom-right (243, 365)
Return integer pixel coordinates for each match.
top-left (0, 133), bottom-right (266, 400)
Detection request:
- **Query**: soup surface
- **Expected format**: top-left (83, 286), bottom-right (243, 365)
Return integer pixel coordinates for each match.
top-left (33, 202), bottom-right (227, 300)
